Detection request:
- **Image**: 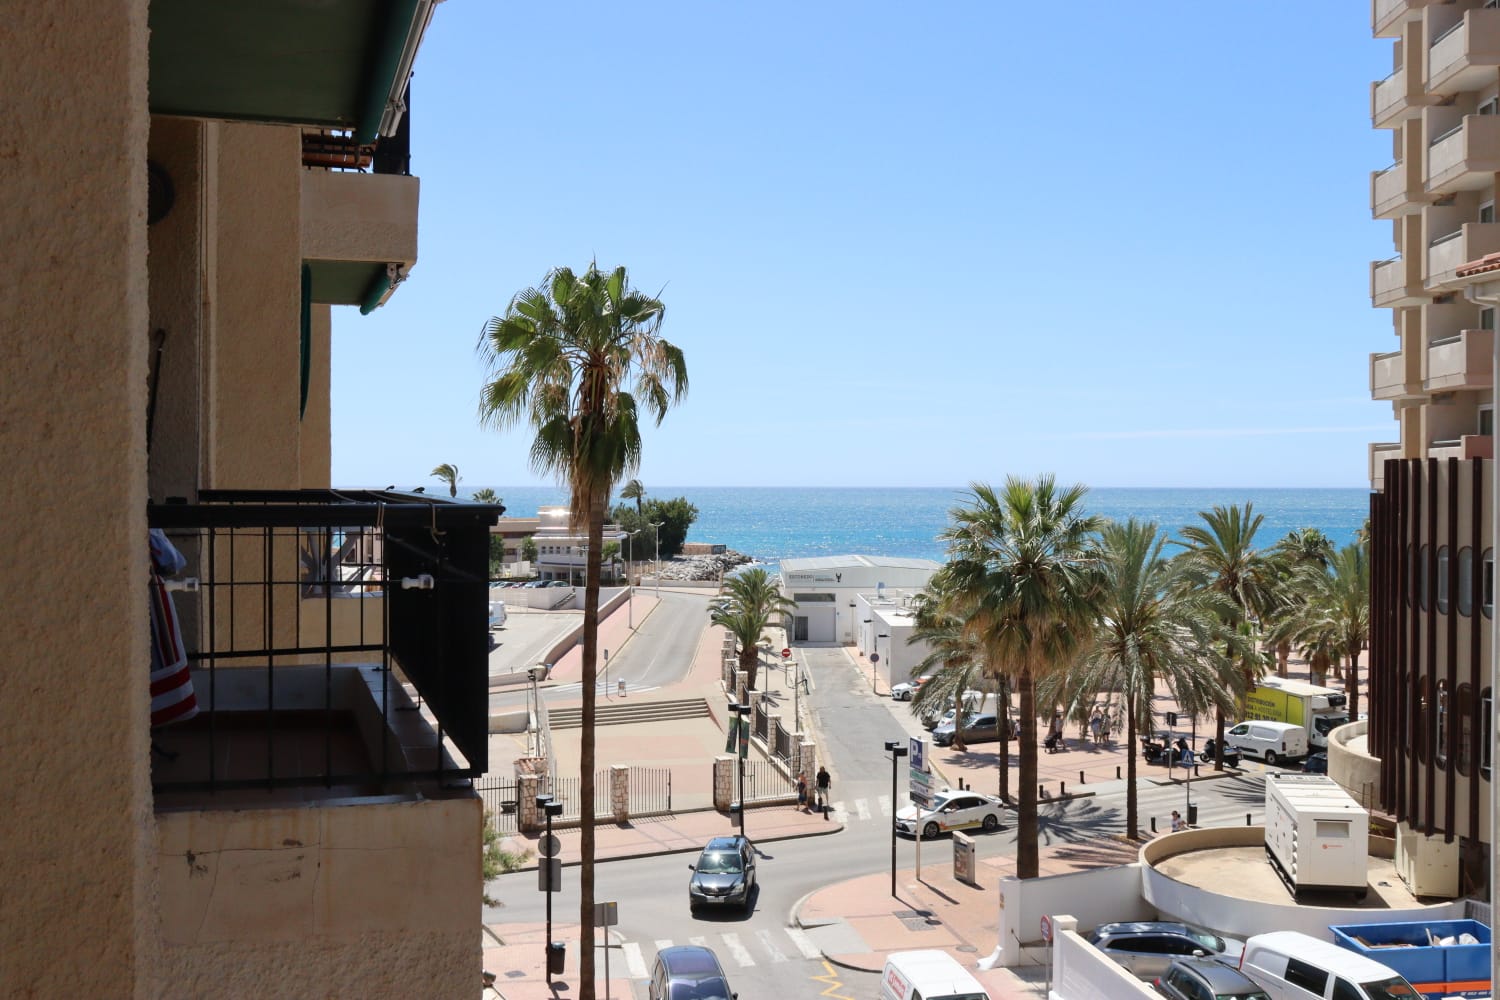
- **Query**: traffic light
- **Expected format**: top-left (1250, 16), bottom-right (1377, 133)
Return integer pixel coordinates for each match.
top-left (1166, 711), bottom-right (1178, 727)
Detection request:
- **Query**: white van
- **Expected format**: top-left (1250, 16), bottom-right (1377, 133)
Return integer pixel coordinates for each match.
top-left (1239, 931), bottom-right (1419, 1000)
top-left (879, 950), bottom-right (990, 1000)
top-left (1226, 721), bottom-right (1308, 766)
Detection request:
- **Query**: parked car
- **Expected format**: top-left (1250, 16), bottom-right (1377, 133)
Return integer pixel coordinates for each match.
top-left (931, 713), bottom-right (1001, 747)
top-left (1087, 921), bottom-right (1244, 980)
top-left (893, 789), bottom-right (1005, 840)
top-left (547, 579), bottom-right (571, 588)
top-left (890, 675), bottom-right (933, 701)
top-left (488, 599), bottom-right (507, 630)
top-left (687, 835), bottom-right (756, 913)
top-left (1225, 720), bottom-right (1308, 767)
top-left (1154, 957), bottom-right (1270, 999)
top-left (1302, 751), bottom-right (1329, 774)
top-left (649, 945), bottom-right (736, 1000)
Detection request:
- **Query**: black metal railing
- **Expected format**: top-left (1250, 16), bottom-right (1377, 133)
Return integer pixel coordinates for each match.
top-left (147, 489), bottom-right (499, 796)
top-left (627, 766), bottom-right (673, 816)
top-left (740, 760), bottom-right (792, 804)
top-left (545, 771), bottom-right (611, 823)
top-left (477, 777), bottom-right (521, 834)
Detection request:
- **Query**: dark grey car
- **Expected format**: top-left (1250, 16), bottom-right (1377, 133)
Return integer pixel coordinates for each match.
top-left (649, 945), bottom-right (736, 1000)
top-left (1154, 957), bottom-right (1270, 1000)
top-left (931, 712), bottom-right (1001, 747)
top-left (688, 835), bottom-right (756, 913)
top-left (1087, 921), bottom-right (1245, 980)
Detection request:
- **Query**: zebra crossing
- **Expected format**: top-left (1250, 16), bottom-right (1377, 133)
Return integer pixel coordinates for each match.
top-left (617, 926), bottom-right (823, 978)
top-left (544, 681), bottom-right (661, 699)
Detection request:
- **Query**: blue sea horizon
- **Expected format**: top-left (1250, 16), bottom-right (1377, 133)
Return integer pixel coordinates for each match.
top-left (444, 485), bottom-right (1371, 574)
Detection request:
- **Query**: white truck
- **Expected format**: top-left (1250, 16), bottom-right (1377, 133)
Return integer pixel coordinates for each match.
top-left (1246, 676), bottom-right (1350, 749)
top-left (1264, 773), bottom-right (1369, 901)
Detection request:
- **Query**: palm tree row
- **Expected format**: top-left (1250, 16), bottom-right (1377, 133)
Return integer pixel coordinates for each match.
top-left (908, 481), bottom-right (1371, 868)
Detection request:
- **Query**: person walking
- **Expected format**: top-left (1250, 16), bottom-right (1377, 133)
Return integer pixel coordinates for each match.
top-left (1171, 809), bottom-right (1187, 832)
top-left (796, 772), bottom-right (809, 812)
top-left (815, 765), bottom-right (831, 819)
top-left (1090, 711), bottom-right (1103, 745)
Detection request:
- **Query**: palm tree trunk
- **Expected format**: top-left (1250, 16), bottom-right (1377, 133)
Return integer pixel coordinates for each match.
top-left (1213, 708), bottom-right (1225, 774)
top-left (1016, 667), bottom-right (1039, 879)
top-left (1346, 649), bottom-right (1360, 723)
top-left (740, 644), bottom-right (759, 691)
top-left (1276, 639), bottom-right (1290, 678)
top-left (578, 496), bottom-right (605, 1000)
top-left (998, 691), bottom-right (1010, 802)
top-left (1125, 691), bottom-right (1139, 839)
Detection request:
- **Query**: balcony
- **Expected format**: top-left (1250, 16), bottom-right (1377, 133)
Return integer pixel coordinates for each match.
top-left (1375, 0), bottom-right (1433, 39)
top-left (1426, 328), bottom-right (1495, 391)
top-left (1372, 255), bottom-right (1425, 307)
top-left (1373, 61), bottom-right (1439, 129)
top-left (1424, 115), bottom-right (1500, 194)
top-left (1371, 442), bottom-right (1403, 491)
top-left (1428, 435), bottom-right (1495, 461)
top-left (1371, 348), bottom-right (1424, 400)
top-left (301, 170), bottom-right (420, 314)
top-left (1427, 9), bottom-right (1500, 94)
top-left (1427, 224), bottom-right (1500, 289)
top-left (1372, 160), bottom-right (1427, 219)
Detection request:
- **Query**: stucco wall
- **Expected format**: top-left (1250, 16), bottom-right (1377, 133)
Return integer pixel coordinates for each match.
top-left (0, 1), bottom-right (157, 995)
top-left (301, 304), bottom-right (333, 486)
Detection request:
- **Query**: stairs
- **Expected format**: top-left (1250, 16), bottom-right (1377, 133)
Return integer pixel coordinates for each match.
top-left (550, 697), bottom-right (711, 730)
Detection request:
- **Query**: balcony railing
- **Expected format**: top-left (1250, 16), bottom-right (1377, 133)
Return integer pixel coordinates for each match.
top-left (1372, 255), bottom-right (1423, 307)
top-left (1427, 8), bottom-right (1500, 93)
top-left (1429, 435), bottom-right (1495, 461)
top-left (1375, 0), bottom-right (1431, 38)
top-left (1426, 328), bottom-right (1495, 390)
top-left (1371, 348), bottom-right (1423, 400)
top-left (147, 489), bottom-right (499, 798)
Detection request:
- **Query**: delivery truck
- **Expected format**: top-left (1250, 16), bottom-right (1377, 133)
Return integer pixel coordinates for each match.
top-left (1245, 677), bottom-right (1350, 749)
top-left (1264, 773), bottom-right (1369, 901)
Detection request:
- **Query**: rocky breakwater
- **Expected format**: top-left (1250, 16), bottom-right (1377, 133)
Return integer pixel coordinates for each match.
top-left (654, 550), bottom-right (754, 581)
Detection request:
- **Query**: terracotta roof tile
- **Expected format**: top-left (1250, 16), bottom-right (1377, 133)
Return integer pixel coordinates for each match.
top-left (1456, 252), bottom-right (1500, 278)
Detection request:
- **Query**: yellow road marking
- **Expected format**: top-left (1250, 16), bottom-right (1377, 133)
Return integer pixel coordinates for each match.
top-left (811, 960), bottom-right (853, 1000)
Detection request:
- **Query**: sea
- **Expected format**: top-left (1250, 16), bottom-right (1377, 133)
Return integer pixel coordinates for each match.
top-left (468, 486), bottom-right (1371, 574)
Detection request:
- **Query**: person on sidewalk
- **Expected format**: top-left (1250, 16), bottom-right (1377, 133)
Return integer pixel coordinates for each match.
top-left (1171, 809), bottom-right (1187, 832)
top-left (1090, 711), bottom-right (1103, 745)
top-left (815, 765), bottom-right (831, 818)
top-left (796, 772), bottom-right (809, 812)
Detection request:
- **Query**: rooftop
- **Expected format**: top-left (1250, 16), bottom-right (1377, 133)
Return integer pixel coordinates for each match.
top-left (780, 554), bottom-right (942, 572)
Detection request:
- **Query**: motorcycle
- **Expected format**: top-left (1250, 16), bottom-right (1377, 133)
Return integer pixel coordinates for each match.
top-left (1139, 737), bottom-right (1168, 765)
top-left (1201, 738), bottom-right (1240, 768)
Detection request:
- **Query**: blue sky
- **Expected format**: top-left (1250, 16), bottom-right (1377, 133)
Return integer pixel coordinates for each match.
top-left (331, 2), bottom-right (1394, 490)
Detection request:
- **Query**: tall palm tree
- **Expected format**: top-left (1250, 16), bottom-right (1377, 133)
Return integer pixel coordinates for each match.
top-left (1284, 544), bottom-right (1371, 720)
top-left (620, 478), bottom-right (646, 514)
top-left (907, 583), bottom-right (985, 755)
top-left (471, 487), bottom-right (500, 505)
top-left (937, 475), bottom-right (1102, 879)
top-left (477, 263), bottom-right (686, 999)
top-left (430, 463), bottom-right (461, 497)
top-left (1040, 520), bottom-right (1241, 839)
top-left (1175, 504), bottom-right (1274, 771)
top-left (1264, 527), bottom-right (1334, 677)
top-left (711, 568), bottom-right (795, 691)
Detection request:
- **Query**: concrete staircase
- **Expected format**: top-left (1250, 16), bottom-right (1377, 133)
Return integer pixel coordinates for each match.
top-left (549, 697), bottom-right (711, 730)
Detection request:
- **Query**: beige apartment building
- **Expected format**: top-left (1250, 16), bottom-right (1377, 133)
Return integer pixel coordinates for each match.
top-left (1366, 0), bottom-right (1499, 903)
top-left (3, 4), bottom-right (496, 996)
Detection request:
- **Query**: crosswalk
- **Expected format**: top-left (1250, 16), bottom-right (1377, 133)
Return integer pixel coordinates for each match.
top-left (617, 926), bottom-right (823, 978)
top-left (545, 681), bottom-right (661, 699)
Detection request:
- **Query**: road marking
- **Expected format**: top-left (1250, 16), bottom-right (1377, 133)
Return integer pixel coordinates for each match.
top-left (653, 939), bottom-right (673, 953)
top-left (831, 801), bottom-right (848, 823)
top-left (877, 794), bottom-right (891, 816)
top-left (756, 928), bottom-right (789, 963)
top-left (785, 926), bottom-right (823, 959)
top-left (720, 932), bottom-right (756, 967)
top-left (622, 942), bottom-right (648, 979)
top-left (812, 959), bottom-right (853, 999)
top-left (854, 798), bottom-right (870, 820)
top-left (688, 936), bottom-right (708, 948)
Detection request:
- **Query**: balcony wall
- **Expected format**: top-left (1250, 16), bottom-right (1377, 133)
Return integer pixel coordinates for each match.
top-left (1425, 115), bottom-right (1500, 194)
top-left (1370, 442), bottom-right (1403, 491)
top-left (1427, 223), bottom-right (1500, 289)
top-left (1373, 255), bottom-right (1424, 307)
top-left (301, 170), bottom-right (420, 310)
top-left (1375, 0), bottom-right (1433, 39)
top-left (1374, 40), bottom-right (1438, 128)
top-left (1426, 328), bottom-right (1495, 391)
top-left (1371, 347), bottom-right (1424, 400)
top-left (1426, 8), bottom-right (1500, 94)
top-left (1428, 434), bottom-right (1495, 461)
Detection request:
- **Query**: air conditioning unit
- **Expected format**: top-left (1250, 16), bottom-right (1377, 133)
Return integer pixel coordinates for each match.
top-left (1395, 821), bottom-right (1460, 899)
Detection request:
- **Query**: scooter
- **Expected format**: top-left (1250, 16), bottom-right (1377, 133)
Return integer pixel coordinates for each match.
top-left (1201, 739), bottom-right (1240, 768)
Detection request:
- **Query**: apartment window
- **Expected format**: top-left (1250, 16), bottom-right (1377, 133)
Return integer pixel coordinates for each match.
top-left (1437, 546), bottom-right (1450, 613)
top-left (1459, 546), bottom-right (1474, 616)
top-left (1481, 307), bottom-right (1496, 331)
top-left (1482, 97), bottom-right (1500, 116)
top-left (1483, 202), bottom-right (1496, 225)
top-left (1436, 680), bottom-right (1449, 767)
top-left (1417, 677), bottom-right (1431, 764)
top-left (1480, 405), bottom-right (1494, 437)
top-left (1457, 683), bottom-right (1474, 776)
top-left (1485, 549), bottom-right (1495, 619)
top-left (1483, 688), bottom-right (1493, 780)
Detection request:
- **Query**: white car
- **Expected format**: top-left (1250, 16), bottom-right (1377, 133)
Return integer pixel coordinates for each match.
top-left (894, 789), bottom-right (1006, 840)
top-left (890, 675), bottom-right (933, 701)
top-left (488, 599), bottom-right (507, 629)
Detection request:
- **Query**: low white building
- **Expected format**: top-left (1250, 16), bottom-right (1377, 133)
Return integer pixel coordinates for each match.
top-left (778, 555), bottom-right (940, 644)
top-left (533, 505), bottom-right (627, 583)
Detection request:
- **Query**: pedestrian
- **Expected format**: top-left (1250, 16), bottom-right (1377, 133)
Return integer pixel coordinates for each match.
top-left (1090, 711), bottom-right (1103, 745)
top-left (1103, 715), bottom-right (1113, 746)
top-left (815, 765), bottom-right (831, 818)
top-left (1171, 809), bottom-right (1187, 832)
top-left (1176, 737), bottom-right (1195, 769)
top-left (796, 772), bottom-right (809, 812)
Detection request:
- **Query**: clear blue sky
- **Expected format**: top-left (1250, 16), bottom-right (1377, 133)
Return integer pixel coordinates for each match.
top-left (331, 2), bottom-right (1394, 490)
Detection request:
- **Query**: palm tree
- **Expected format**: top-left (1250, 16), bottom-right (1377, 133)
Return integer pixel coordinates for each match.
top-left (1283, 544), bottom-right (1371, 720)
top-left (471, 487), bottom-right (500, 505)
top-left (907, 584), bottom-right (984, 752)
top-left (620, 478), bottom-right (645, 514)
top-left (430, 463), bottom-right (461, 497)
top-left (1264, 528), bottom-right (1334, 677)
top-left (937, 475), bottom-right (1102, 880)
top-left (1040, 520), bottom-right (1241, 839)
top-left (477, 263), bottom-right (686, 999)
top-left (711, 568), bottom-right (795, 691)
top-left (1175, 504), bottom-right (1274, 771)
top-left (601, 540), bottom-right (621, 582)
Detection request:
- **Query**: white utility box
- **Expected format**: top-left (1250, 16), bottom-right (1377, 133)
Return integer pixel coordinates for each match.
top-left (1264, 773), bottom-right (1369, 900)
top-left (1394, 821), bottom-right (1460, 899)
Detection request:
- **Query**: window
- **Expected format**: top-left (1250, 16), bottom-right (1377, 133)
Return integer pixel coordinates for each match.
top-left (1459, 547), bottom-right (1474, 617)
top-left (1481, 405), bottom-right (1495, 437)
top-left (1437, 546), bottom-right (1450, 614)
top-left (1332, 979), bottom-right (1363, 1000)
top-left (1287, 959), bottom-right (1329, 994)
top-left (1436, 680), bottom-right (1450, 767)
top-left (1482, 97), bottom-right (1500, 115)
top-left (1483, 202), bottom-right (1496, 225)
top-left (1418, 677), bottom-right (1431, 764)
top-left (1482, 307), bottom-right (1497, 331)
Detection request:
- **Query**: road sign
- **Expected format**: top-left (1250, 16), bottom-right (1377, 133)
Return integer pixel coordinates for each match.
top-left (909, 768), bottom-right (932, 807)
top-left (539, 858), bottom-right (561, 893)
top-left (781, 648), bottom-right (791, 659)
top-left (1166, 711), bottom-right (1178, 727)
top-left (870, 653), bottom-right (880, 664)
top-left (538, 834), bottom-right (560, 858)
top-left (1040, 914), bottom-right (1053, 943)
top-left (909, 737), bottom-right (927, 774)
top-left (594, 901), bottom-right (618, 927)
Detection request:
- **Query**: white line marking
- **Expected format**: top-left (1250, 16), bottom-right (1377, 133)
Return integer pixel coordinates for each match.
top-left (688, 936), bottom-right (708, 948)
top-left (721, 932), bottom-right (756, 967)
top-left (784, 927), bottom-right (822, 960)
top-left (831, 802), bottom-right (848, 822)
top-left (855, 798), bottom-right (870, 820)
top-left (878, 794), bottom-right (891, 816)
top-left (622, 942), bottom-right (648, 979)
top-left (756, 928), bottom-right (789, 963)
top-left (653, 939), bottom-right (673, 953)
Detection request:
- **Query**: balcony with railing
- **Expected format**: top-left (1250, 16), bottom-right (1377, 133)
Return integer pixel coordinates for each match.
top-left (1427, 223), bottom-right (1500, 289)
top-left (1426, 328), bottom-right (1495, 391)
top-left (1374, 0), bottom-right (1433, 39)
top-left (301, 161), bottom-right (419, 315)
top-left (1374, 41), bottom-right (1439, 128)
top-left (1428, 435), bottom-right (1495, 461)
top-left (1372, 160), bottom-right (1423, 218)
top-left (1371, 347), bottom-right (1424, 400)
top-left (1370, 442), bottom-right (1403, 491)
top-left (1427, 8), bottom-right (1500, 94)
top-left (1424, 115), bottom-right (1500, 194)
top-left (1372, 254), bottom-right (1425, 307)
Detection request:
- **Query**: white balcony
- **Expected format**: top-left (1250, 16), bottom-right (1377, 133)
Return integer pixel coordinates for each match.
top-left (1372, 255), bottom-right (1424, 307)
top-left (1427, 9), bottom-right (1500, 94)
top-left (1428, 435), bottom-right (1495, 462)
top-left (1424, 115), bottom-right (1500, 194)
top-left (1370, 442), bottom-right (1402, 492)
top-left (1426, 328), bottom-right (1495, 391)
top-left (1375, 0), bottom-right (1433, 39)
top-left (1371, 348), bottom-right (1424, 400)
top-left (1427, 223), bottom-right (1500, 289)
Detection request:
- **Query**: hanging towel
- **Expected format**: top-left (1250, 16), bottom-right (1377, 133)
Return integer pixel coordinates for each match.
top-left (149, 529), bottom-right (198, 727)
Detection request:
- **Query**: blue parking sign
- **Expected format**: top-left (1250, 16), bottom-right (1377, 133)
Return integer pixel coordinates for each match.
top-left (909, 737), bottom-right (927, 774)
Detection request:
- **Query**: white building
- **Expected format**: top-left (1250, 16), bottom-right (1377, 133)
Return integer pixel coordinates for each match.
top-left (533, 505), bottom-right (627, 582)
top-left (778, 555), bottom-right (940, 644)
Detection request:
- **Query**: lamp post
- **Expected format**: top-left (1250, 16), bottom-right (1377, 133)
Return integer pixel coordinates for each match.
top-left (649, 521), bottom-right (663, 598)
top-left (729, 702), bottom-right (750, 836)
top-left (527, 665), bottom-right (547, 757)
top-left (884, 740), bottom-right (908, 898)
top-left (537, 795), bottom-right (565, 983)
top-left (625, 531), bottom-right (635, 629)
top-left (876, 633), bottom-right (890, 694)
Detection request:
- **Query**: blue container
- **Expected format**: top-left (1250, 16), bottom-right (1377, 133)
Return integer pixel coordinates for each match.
top-left (1330, 919), bottom-right (1490, 999)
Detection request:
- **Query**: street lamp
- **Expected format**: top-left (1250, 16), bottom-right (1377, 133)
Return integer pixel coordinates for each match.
top-left (536, 795), bottom-right (565, 983)
top-left (649, 521), bottom-right (663, 598)
top-left (884, 740), bottom-right (909, 898)
top-left (729, 702), bottom-right (750, 836)
top-left (876, 633), bottom-right (890, 694)
top-left (527, 665), bottom-right (547, 758)
top-left (625, 530), bottom-right (635, 629)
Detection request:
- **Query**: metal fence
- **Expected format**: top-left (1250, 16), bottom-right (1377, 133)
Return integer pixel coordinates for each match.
top-left (544, 771), bottom-right (611, 823)
top-left (739, 759), bottom-right (792, 804)
top-left (753, 700), bottom-right (769, 741)
top-left (476, 777), bottom-right (520, 834)
top-left (628, 766), bottom-right (672, 816)
top-left (772, 719), bottom-right (793, 762)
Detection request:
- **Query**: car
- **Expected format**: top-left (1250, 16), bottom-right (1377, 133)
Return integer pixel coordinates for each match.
top-left (930, 713), bottom-right (1001, 747)
top-left (1087, 921), bottom-right (1245, 981)
top-left (893, 788), bottom-right (1006, 840)
top-left (648, 945), bottom-right (736, 1000)
top-left (547, 579), bottom-right (571, 588)
top-left (687, 835), bottom-right (756, 913)
top-left (1154, 957), bottom-right (1270, 1000)
top-left (890, 675), bottom-right (933, 701)
top-left (1302, 751), bottom-right (1328, 774)
top-left (488, 599), bottom-right (507, 630)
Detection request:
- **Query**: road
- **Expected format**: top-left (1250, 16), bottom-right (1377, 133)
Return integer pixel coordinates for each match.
top-left (484, 636), bottom-right (1273, 999)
